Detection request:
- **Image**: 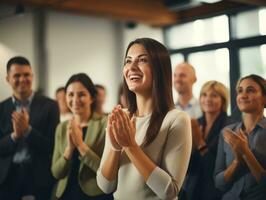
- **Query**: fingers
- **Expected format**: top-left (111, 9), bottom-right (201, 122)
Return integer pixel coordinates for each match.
top-left (223, 131), bottom-right (234, 146)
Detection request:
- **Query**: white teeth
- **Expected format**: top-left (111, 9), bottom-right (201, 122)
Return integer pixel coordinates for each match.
top-left (129, 74), bottom-right (141, 80)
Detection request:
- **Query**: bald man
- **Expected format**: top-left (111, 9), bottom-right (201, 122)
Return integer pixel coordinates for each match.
top-left (173, 62), bottom-right (202, 118)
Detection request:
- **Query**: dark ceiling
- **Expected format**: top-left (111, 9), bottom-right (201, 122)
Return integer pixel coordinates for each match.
top-left (0, 0), bottom-right (265, 26)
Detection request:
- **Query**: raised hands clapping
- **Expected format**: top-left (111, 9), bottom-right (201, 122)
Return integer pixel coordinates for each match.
top-left (107, 105), bottom-right (136, 151)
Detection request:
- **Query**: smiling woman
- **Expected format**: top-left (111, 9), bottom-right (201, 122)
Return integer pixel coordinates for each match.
top-left (179, 80), bottom-right (230, 200)
top-left (97, 38), bottom-right (192, 200)
top-left (214, 74), bottom-right (266, 200)
top-left (51, 73), bottom-right (112, 200)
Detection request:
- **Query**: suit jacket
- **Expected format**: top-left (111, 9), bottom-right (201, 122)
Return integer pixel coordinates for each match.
top-left (51, 113), bottom-right (107, 198)
top-left (0, 94), bottom-right (60, 188)
top-left (180, 112), bottom-right (229, 200)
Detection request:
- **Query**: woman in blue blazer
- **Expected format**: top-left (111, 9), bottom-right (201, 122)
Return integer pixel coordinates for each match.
top-left (214, 74), bottom-right (266, 200)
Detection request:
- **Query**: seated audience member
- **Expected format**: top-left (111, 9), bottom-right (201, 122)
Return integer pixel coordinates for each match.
top-left (179, 80), bottom-right (229, 200)
top-left (214, 74), bottom-right (266, 200)
top-left (55, 87), bottom-right (72, 122)
top-left (173, 62), bottom-right (202, 118)
top-left (95, 84), bottom-right (107, 116)
top-left (97, 38), bottom-right (192, 200)
top-left (0, 56), bottom-right (59, 200)
top-left (51, 73), bottom-right (112, 200)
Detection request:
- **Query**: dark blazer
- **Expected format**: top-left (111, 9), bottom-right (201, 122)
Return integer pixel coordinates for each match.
top-left (179, 112), bottom-right (229, 200)
top-left (0, 94), bottom-right (60, 189)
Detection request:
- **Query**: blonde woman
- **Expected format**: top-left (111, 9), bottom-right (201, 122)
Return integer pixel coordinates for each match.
top-left (180, 80), bottom-right (230, 200)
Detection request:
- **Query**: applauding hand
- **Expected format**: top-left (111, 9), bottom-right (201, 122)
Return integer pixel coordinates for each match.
top-left (111, 107), bottom-right (136, 148)
top-left (224, 128), bottom-right (249, 162)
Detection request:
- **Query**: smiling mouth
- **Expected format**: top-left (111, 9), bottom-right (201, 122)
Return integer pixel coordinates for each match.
top-left (129, 74), bottom-right (142, 81)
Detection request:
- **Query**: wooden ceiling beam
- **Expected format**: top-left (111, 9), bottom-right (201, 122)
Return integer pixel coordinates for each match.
top-left (178, 1), bottom-right (248, 22)
top-left (0, 0), bottom-right (180, 26)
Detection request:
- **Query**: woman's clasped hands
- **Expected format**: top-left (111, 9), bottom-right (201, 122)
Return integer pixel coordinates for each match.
top-left (107, 105), bottom-right (136, 151)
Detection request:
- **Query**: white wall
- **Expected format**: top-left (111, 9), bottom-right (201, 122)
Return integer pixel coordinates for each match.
top-left (0, 10), bottom-right (164, 112)
top-left (0, 13), bottom-right (36, 101)
top-left (122, 23), bottom-right (164, 52)
top-left (46, 12), bottom-right (164, 112)
top-left (46, 11), bottom-right (123, 112)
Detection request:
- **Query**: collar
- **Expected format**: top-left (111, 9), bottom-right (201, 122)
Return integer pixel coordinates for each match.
top-left (236, 117), bottom-right (266, 130)
top-left (12, 92), bottom-right (34, 106)
top-left (258, 117), bottom-right (266, 129)
top-left (176, 96), bottom-right (197, 108)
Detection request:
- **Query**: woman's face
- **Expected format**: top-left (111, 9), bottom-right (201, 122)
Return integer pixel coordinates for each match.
top-left (123, 44), bottom-right (153, 96)
top-left (200, 88), bottom-right (223, 115)
top-left (66, 82), bottom-right (93, 116)
top-left (237, 78), bottom-right (266, 113)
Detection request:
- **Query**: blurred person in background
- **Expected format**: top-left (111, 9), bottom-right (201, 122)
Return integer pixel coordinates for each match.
top-left (0, 56), bottom-right (59, 200)
top-left (95, 84), bottom-right (107, 116)
top-left (51, 73), bottom-right (112, 200)
top-left (179, 80), bottom-right (230, 200)
top-left (214, 74), bottom-right (266, 200)
top-left (174, 62), bottom-right (202, 119)
top-left (55, 87), bottom-right (72, 122)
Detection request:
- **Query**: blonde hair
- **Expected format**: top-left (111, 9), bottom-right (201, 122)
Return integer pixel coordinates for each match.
top-left (200, 80), bottom-right (229, 113)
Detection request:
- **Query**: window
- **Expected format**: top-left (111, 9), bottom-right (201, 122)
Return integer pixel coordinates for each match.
top-left (188, 48), bottom-right (230, 98)
top-left (235, 8), bottom-right (266, 39)
top-left (165, 8), bottom-right (266, 118)
top-left (166, 15), bottom-right (229, 49)
top-left (239, 45), bottom-right (266, 77)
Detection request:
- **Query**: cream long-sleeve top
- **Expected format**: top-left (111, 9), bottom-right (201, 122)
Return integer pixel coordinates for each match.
top-left (97, 109), bottom-right (192, 200)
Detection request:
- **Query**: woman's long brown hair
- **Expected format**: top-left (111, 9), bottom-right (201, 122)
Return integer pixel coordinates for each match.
top-left (123, 38), bottom-right (174, 147)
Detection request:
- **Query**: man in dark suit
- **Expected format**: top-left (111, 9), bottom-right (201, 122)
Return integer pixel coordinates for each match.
top-left (0, 56), bottom-right (60, 200)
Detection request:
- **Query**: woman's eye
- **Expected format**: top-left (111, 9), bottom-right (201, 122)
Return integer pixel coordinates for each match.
top-left (237, 88), bottom-right (242, 94)
top-left (139, 58), bottom-right (147, 63)
top-left (124, 59), bottom-right (131, 64)
top-left (246, 87), bottom-right (255, 93)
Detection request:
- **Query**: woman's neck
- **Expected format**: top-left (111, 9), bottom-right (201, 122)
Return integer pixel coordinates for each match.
top-left (135, 93), bottom-right (153, 117)
top-left (243, 111), bottom-right (264, 134)
top-left (203, 111), bottom-right (221, 136)
top-left (74, 109), bottom-right (92, 127)
top-left (205, 111), bottom-right (221, 126)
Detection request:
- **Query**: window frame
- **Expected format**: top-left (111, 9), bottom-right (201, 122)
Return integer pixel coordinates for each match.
top-left (164, 7), bottom-right (266, 119)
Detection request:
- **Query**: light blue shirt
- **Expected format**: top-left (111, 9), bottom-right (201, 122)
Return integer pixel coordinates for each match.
top-left (11, 92), bottom-right (34, 164)
top-left (175, 96), bottom-right (202, 119)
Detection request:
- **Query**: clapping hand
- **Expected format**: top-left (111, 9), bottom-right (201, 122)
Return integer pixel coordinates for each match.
top-left (224, 128), bottom-right (249, 162)
top-left (110, 106), bottom-right (136, 149)
top-left (69, 119), bottom-right (85, 148)
top-left (107, 107), bottom-right (122, 151)
top-left (191, 118), bottom-right (205, 150)
top-left (66, 120), bottom-right (75, 151)
top-left (11, 108), bottom-right (30, 140)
